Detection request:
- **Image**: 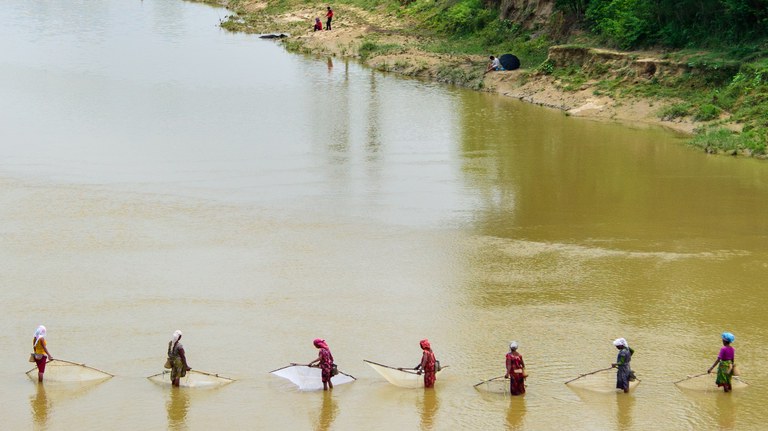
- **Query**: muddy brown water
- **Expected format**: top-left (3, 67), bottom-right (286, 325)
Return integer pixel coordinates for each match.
top-left (1, 0), bottom-right (767, 430)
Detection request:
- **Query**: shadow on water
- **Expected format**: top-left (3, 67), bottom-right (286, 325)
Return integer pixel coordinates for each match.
top-left (167, 387), bottom-right (190, 430)
top-left (314, 391), bottom-right (338, 431)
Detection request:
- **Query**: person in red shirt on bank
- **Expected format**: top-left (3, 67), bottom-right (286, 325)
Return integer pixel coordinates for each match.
top-left (325, 6), bottom-right (333, 30)
top-left (313, 17), bottom-right (322, 32)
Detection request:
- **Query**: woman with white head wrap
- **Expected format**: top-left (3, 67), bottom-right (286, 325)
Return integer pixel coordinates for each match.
top-left (611, 338), bottom-right (634, 393)
top-left (167, 330), bottom-right (191, 387)
top-left (32, 325), bottom-right (53, 382)
top-left (505, 341), bottom-right (526, 395)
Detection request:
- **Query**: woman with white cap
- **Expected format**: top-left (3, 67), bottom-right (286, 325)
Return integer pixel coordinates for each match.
top-left (611, 338), bottom-right (634, 393)
top-left (708, 332), bottom-right (735, 392)
top-left (504, 341), bottom-right (526, 395)
top-left (167, 330), bottom-right (191, 387)
top-left (32, 325), bottom-right (53, 383)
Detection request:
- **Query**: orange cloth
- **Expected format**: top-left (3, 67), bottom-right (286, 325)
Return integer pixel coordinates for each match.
top-left (33, 338), bottom-right (47, 356)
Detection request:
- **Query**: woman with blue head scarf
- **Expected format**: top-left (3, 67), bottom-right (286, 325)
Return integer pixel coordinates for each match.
top-left (707, 332), bottom-right (735, 392)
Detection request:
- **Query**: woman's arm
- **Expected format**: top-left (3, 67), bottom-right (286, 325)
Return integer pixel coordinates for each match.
top-left (612, 351), bottom-right (625, 367)
top-left (415, 351), bottom-right (428, 371)
top-left (42, 342), bottom-right (53, 361)
top-left (708, 358), bottom-right (720, 373)
top-left (308, 358), bottom-right (320, 367)
top-left (505, 355), bottom-right (512, 378)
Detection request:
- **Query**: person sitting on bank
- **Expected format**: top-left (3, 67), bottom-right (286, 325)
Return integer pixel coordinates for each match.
top-left (313, 17), bottom-right (322, 32)
top-left (485, 55), bottom-right (503, 73)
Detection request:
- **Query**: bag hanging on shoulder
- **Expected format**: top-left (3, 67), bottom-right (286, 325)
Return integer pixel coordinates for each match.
top-left (164, 358), bottom-right (172, 369)
top-left (331, 364), bottom-right (339, 376)
top-left (29, 353), bottom-right (36, 363)
top-left (435, 360), bottom-right (441, 372)
top-left (731, 365), bottom-right (740, 376)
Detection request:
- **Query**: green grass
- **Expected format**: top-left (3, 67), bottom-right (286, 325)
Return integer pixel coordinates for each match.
top-left (689, 128), bottom-right (767, 155)
top-left (358, 38), bottom-right (405, 60)
top-left (658, 103), bottom-right (691, 121)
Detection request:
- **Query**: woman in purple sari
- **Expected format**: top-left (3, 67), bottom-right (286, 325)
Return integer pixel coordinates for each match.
top-left (708, 332), bottom-right (735, 392)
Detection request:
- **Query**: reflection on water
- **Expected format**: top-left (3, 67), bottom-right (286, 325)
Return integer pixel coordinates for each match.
top-left (30, 384), bottom-right (50, 429)
top-left (616, 394), bottom-right (635, 430)
top-left (419, 389), bottom-right (438, 430)
top-left (3, 0), bottom-right (768, 430)
top-left (505, 397), bottom-right (526, 430)
top-left (314, 391), bottom-right (338, 431)
top-left (167, 387), bottom-right (190, 430)
top-left (715, 394), bottom-right (736, 430)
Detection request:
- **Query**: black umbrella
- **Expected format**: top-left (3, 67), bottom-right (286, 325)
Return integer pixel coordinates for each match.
top-left (499, 54), bottom-right (520, 71)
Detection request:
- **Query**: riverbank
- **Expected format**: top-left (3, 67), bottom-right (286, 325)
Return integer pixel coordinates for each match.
top-left (215, 0), bottom-right (766, 157)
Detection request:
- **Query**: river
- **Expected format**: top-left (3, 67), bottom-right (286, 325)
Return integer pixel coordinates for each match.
top-left (1, 0), bottom-right (767, 430)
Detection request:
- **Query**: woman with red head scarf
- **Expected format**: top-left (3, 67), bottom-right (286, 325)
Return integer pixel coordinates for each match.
top-left (308, 338), bottom-right (334, 390)
top-left (414, 339), bottom-right (436, 388)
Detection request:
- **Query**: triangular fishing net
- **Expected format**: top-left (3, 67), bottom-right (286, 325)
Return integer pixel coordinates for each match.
top-left (26, 359), bottom-right (112, 382)
top-left (364, 360), bottom-right (444, 389)
top-left (674, 374), bottom-right (748, 392)
top-left (474, 377), bottom-right (510, 395)
top-left (147, 370), bottom-right (234, 388)
top-left (565, 368), bottom-right (640, 393)
top-left (270, 365), bottom-right (355, 391)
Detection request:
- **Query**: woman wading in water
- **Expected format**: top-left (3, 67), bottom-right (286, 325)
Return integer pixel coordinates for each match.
top-left (708, 332), bottom-right (736, 392)
top-left (415, 339), bottom-right (437, 388)
top-left (611, 338), bottom-right (634, 393)
top-left (505, 341), bottom-right (526, 395)
top-left (307, 338), bottom-right (334, 390)
top-left (168, 330), bottom-right (191, 387)
top-left (32, 325), bottom-right (53, 383)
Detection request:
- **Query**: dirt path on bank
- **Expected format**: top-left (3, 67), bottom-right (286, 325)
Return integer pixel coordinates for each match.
top-left (231, 1), bottom-right (706, 136)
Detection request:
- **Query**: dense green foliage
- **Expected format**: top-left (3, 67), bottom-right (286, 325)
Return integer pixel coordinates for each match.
top-left (402, 0), bottom-right (550, 67)
top-left (573, 0), bottom-right (768, 49)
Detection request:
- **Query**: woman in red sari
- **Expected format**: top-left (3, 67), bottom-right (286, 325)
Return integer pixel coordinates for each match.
top-left (415, 339), bottom-right (436, 388)
top-left (505, 341), bottom-right (526, 395)
top-left (308, 338), bottom-right (334, 390)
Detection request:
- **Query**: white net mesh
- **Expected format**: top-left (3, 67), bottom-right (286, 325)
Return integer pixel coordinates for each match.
top-left (474, 377), bottom-right (510, 395)
top-left (674, 374), bottom-right (748, 392)
top-left (364, 360), bottom-right (443, 389)
top-left (26, 359), bottom-right (112, 382)
top-left (147, 370), bottom-right (234, 388)
top-left (565, 369), bottom-right (640, 393)
top-left (270, 365), bottom-right (355, 391)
